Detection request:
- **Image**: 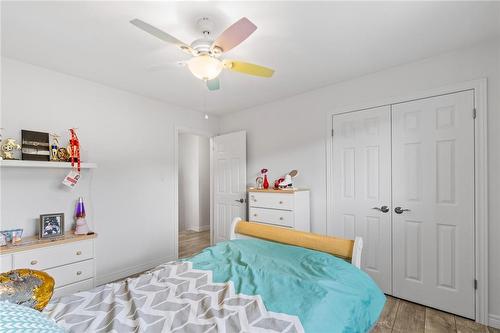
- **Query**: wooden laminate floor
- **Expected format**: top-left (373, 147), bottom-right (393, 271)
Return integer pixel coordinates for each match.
top-left (178, 229), bottom-right (211, 259)
top-left (374, 296), bottom-right (499, 333)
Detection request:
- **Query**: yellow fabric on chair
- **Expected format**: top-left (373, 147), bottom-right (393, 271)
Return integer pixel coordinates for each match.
top-left (0, 269), bottom-right (55, 311)
top-left (235, 221), bottom-right (355, 260)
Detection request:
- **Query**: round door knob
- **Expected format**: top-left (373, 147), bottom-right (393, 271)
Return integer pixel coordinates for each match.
top-left (394, 207), bottom-right (411, 214)
top-left (76, 271), bottom-right (82, 276)
top-left (76, 251), bottom-right (82, 255)
top-left (30, 260), bottom-right (38, 265)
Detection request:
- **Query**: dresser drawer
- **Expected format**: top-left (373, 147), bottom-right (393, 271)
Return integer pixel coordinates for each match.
top-left (1, 254), bottom-right (12, 273)
top-left (13, 240), bottom-right (93, 270)
top-left (249, 208), bottom-right (294, 228)
top-left (248, 192), bottom-right (294, 210)
top-left (53, 278), bottom-right (94, 299)
top-left (45, 259), bottom-right (94, 288)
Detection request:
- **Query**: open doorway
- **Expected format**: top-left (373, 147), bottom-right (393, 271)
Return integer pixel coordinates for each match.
top-left (177, 132), bottom-right (211, 258)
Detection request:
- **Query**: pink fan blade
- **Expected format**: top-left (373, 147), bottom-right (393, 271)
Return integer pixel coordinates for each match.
top-left (212, 17), bottom-right (257, 53)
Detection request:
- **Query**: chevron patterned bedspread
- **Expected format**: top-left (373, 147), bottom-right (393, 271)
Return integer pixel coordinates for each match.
top-left (43, 261), bottom-right (304, 333)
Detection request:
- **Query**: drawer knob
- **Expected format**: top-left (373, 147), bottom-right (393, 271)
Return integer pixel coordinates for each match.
top-left (253, 214), bottom-right (257, 217)
top-left (76, 251), bottom-right (82, 255)
top-left (30, 260), bottom-right (38, 265)
top-left (76, 271), bottom-right (82, 276)
top-left (279, 217), bottom-right (284, 220)
top-left (279, 201), bottom-right (283, 204)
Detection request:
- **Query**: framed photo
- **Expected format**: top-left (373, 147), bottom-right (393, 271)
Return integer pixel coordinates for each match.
top-left (21, 130), bottom-right (50, 161)
top-left (39, 213), bottom-right (65, 239)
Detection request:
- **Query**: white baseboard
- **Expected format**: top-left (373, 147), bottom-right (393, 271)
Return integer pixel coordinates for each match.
top-left (489, 314), bottom-right (500, 329)
top-left (188, 225), bottom-right (210, 232)
top-left (95, 255), bottom-right (175, 286)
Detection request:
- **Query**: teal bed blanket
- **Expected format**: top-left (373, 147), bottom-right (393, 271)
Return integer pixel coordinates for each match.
top-left (188, 239), bottom-right (385, 333)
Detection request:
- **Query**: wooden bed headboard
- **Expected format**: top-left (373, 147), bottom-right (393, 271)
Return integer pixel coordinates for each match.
top-left (229, 218), bottom-right (363, 268)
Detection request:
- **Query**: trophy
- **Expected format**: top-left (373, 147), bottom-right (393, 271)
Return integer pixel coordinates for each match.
top-left (1, 138), bottom-right (21, 160)
top-left (50, 134), bottom-right (60, 161)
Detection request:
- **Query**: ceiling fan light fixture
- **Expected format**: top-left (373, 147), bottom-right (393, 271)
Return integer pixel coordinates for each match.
top-left (188, 55), bottom-right (223, 81)
top-left (131, 16), bottom-right (274, 91)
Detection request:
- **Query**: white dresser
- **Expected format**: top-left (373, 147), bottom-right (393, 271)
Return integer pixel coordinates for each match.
top-left (0, 233), bottom-right (97, 298)
top-left (248, 189), bottom-right (310, 231)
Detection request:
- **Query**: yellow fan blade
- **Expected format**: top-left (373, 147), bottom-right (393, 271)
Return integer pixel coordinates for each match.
top-left (224, 60), bottom-right (274, 78)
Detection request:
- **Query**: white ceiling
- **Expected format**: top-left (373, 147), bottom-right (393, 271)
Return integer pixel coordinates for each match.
top-left (2, 1), bottom-right (499, 115)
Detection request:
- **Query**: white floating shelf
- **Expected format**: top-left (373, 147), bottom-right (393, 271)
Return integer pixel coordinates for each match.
top-left (0, 160), bottom-right (97, 169)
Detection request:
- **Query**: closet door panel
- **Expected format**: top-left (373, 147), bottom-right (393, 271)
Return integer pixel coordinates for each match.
top-left (331, 106), bottom-right (392, 293)
top-left (392, 90), bottom-right (475, 319)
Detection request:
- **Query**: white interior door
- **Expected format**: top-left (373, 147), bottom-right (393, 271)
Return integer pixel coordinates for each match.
top-left (331, 106), bottom-right (392, 293)
top-left (392, 91), bottom-right (475, 318)
top-left (212, 131), bottom-right (247, 243)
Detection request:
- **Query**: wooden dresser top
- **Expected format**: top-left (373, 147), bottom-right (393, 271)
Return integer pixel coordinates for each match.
top-left (0, 233), bottom-right (97, 255)
top-left (247, 188), bottom-right (309, 193)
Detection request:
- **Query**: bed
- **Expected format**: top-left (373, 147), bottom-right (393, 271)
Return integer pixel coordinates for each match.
top-left (43, 218), bottom-right (385, 332)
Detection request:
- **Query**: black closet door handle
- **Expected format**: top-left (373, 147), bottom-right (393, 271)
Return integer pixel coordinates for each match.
top-left (394, 207), bottom-right (411, 214)
top-left (372, 206), bottom-right (390, 213)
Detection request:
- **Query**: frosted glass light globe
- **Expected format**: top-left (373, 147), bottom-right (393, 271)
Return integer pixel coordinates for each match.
top-left (188, 55), bottom-right (223, 81)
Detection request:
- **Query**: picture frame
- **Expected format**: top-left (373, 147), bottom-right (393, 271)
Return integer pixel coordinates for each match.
top-left (21, 130), bottom-right (50, 161)
top-left (39, 213), bottom-right (65, 239)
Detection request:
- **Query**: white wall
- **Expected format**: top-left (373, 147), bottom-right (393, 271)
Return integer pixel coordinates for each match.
top-left (178, 133), bottom-right (210, 232)
top-left (220, 39), bottom-right (500, 319)
top-left (198, 136), bottom-right (210, 231)
top-left (0, 57), bottom-right (219, 284)
top-left (178, 133), bottom-right (199, 232)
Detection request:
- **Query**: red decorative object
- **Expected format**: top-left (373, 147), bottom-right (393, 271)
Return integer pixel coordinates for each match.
top-left (263, 174), bottom-right (269, 189)
top-left (274, 177), bottom-right (285, 189)
top-left (261, 168), bottom-right (269, 189)
top-left (69, 128), bottom-right (81, 172)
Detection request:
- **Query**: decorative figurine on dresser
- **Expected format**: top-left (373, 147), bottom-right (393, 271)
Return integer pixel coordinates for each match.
top-left (0, 229), bottom-right (24, 246)
top-left (279, 170), bottom-right (299, 189)
top-left (256, 176), bottom-right (264, 189)
top-left (261, 168), bottom-right (270, 189)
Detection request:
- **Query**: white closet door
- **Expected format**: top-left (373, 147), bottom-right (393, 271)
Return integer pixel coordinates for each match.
top-left (212, 131), bottom-right (247, 243)
top-left (332, 106), bottom-right (392, 293)
top-left (392, 91), bottom-right (475, 318)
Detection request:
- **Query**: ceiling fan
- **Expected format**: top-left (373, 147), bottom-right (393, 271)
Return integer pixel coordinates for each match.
top-left (130, 17), bottom-right (274, 91)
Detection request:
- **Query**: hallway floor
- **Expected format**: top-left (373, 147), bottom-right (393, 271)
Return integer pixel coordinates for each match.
top-left (178, 229), bottom-right (210, 259)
